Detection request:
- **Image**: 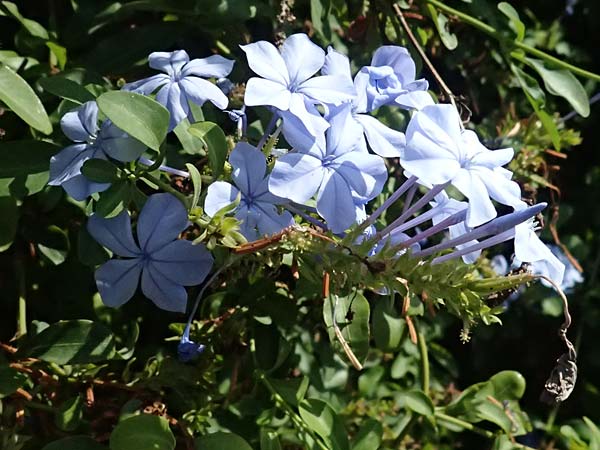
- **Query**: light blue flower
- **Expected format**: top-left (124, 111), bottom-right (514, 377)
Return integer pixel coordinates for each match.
top-left (204, 143), bottom-right (294, 241)
top-left (124, 50), bottom-right (234, 130)
top-left (548, 245), bottom-right (584, 292)
top-left (178, 325), bottom-right (205, 362)
top-left (269, 104), bottom-right (387, 233)
top-left (402, 104), bottom-right (522, 227)
top-left (352, 45), bottom-right (431, 112)
top-left (513, 213), bottom-right (565, 287)
top-left (87, 193), bottom-right (213, 312)
top-left (241, 33), bottom-right (355, 137)
top-left (321, 47), bottom-right (408, 158)
top-left (48, 101), bottom-right (145, 201)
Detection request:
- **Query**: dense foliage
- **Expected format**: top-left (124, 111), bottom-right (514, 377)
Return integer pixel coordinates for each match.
top-left (1, 1), bottom-right (599, 449)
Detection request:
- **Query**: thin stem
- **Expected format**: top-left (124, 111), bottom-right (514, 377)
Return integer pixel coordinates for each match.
top-left (394, 3), bottom-right (458, 109)
top-left (362, 175), bottom-right (418, 230)
top-left (257, 369), bottom-right (329, 450)
top-left (139, 156), bottom-right (190, 178)
top-left (422, 0), bottom-right (600, 82)
top-left (434, 412), bottom-right (496, 439)
top-left (257, 115), bottom-right (279, 151)
top-left (402, 184), bottom-right (418, 215)
top-left (418, 330), bottom-right (430, 395)
top-left (15, 248), bottom-right (26, 337)
top-left (377, 183), bottom-right (448, 240)
top-left (140, 172), bottom-right (189, 206)
top-left (286, 204), bottom-right (328, 231)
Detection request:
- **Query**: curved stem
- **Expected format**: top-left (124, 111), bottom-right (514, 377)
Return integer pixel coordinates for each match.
top-left (435, 412), bottom-right (496, 439)
top-left (418, 330), bottom-right (430, 395)
top-left (140, 172), bottom-right (189, 206)
top-left (422, 0), bottom-right (600, 82)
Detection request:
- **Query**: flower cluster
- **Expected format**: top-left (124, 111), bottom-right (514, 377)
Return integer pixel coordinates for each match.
top-left (47, 33), bottom-right (569, 360)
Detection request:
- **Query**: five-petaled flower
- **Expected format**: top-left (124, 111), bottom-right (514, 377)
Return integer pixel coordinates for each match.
top-left (87, 193), bottom-right (213, 312)
top-left (402, 104), bottom-right (522, 227)
top-left (49, 101), bottom-right (145, 201)
top-left (241, 33), bottom-right (355, 137)
top-left (269, 104), bottom-right (388, 233)
top-left (204, 142), bottom-right (294, 240)
top-left (124, 50), bottom-right (234, 130)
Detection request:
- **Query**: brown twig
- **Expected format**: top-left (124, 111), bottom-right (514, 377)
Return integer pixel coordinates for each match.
top-left (393, 3), bottom-right (458, 110)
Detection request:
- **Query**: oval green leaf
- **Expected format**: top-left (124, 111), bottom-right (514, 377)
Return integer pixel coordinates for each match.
top-left (195, 432), bottom-right (253, 450)
top-left (299, 399), bottom-right (349, 450)
top-left (39, 76), bottom-right (95, 104)
top-left (110, 415), bottom-right (175, 450)
top-left (97, 91), bottom-right (169, 151)
top-left (188, 122), bottom-right (228, 179)
top-left (18, 319), bottom-right (116, 364)
top-left (0, 63), bottom-right (52, 134)
top-left (42, 436), bottom-right (106, 450)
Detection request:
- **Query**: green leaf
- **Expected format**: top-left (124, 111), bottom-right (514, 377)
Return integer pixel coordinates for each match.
top-left (188, 122), bottom-right (228, 179)
top-left (0, 2), bottom-right (48, 39)
top-left (260, 429), bottom-right (282, 450)
top-left (269, 377), bottom-right (309, 407)
top-left (174, 118), bottom-right (206, 155)
top-left (46, 42), bottom-right (67, 70)
top-left (372, 296), bottom-right (406, 351)
top-left (497, 2), bottom-right (525, 41)
top-left (426, 6), bottom-right (457, 50)
top-left (0, 196), bottom-right (18, 252)
top-left (323, 291), bottom-right (370, 365)
top-left (583, 417), bottom-right (600, 450)
top-left (39, 76), bottom-right (95, 104)
top-left (397, 390), bottom-right (434, 416)
top-left (97, 91), bottom-right (169, 151)
top-left (195, 432), bottom-right (253, 450)
top-left (0, 63), bottom-right (52, 134)
top-left (489, 371), bottom-right (526, 400)
top-left (352, 419), bottom-right (383, 450)
top-left (18, 319), bottom-right (117, 364)
top-left (110, 415), bottom-right (175, 450)
top-left (95, 181), bottom-right (131, 218)
top-left (55, 395), bottom-right (84, 431)
top-left (299, 399), bottom-right (349, 450)
top-left (511, 64), bottom-right (561, 150)
top-left (525, 57), bottom-right (590, 117)
top-left (0, 140), bottom-right (58, 178)
top-left (42, 436), bottom-right (106, 450)
top-left (81, 159), bottom-right (120, 183)
top-left (0, 365), bottom-right (28, 398)
top-left (185, 163), bottom-right (202, 209)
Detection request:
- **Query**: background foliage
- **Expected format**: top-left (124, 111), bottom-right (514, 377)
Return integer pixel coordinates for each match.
top-left (1, 0), bottom-right (599, 449)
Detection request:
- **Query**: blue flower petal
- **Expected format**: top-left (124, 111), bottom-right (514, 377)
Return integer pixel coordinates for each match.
top-left (179, 77), bottom-right (228, 110)
top-left (316, 170), bottom-right (356, 233)
top-left (149, 50), bottom-right (189, 75)
top-left (181, 54), bottom-right (234, 79)
top-left (331, 151), bottom-right (387, 203)
top-left (297, 75), bottom-right (355, 106)
top-left (156, 82), bottom-right (189, 131)
top-left (60, 101), bottom-right (98, 142)
top-left (149, 239), bottom-right (213, 286)
top-left (141, 262), bottom-right (188, 312)
top-left (244, 77), bottom-right (291, 110)
top-left (252, 202), bottom-right (294, 236)
top-left (87, 210), bottom-right (141, 257)
top-left (268, 152), bottom-right (324, 204)
top-left (371, 46), bottom-right (416, 86)
top-left (98, 122), bottom-right (146, 162)
top-left (280, 33), bottom-right (325, 85)
top-left (95, 258), bottom-right (143, 308)
top-left (122, 74), bottom-right (170, 95)
top-left (204, 181), bottom-right (240, 216)
top-left (48, 144), bottom-right (90, 186)
top-left (240, 41), bottom-right (289, 85)
top-left (137, 193), bottom-right (189, 253)
top-left (229, 143), bottom-right (267, 196)
top-left (287, 93), bottom-right (329, 137)
top-left (354, 114), bottom-right (405, 158)
top-left (322, 47), bottom-right (352, 80)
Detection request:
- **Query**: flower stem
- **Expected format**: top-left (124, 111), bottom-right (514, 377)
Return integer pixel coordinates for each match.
top-left (418, 330), bottom-right (430, 395)
top-left (286, 204), bottom-right (329, 231)
top-left (376, 183), bottom-right (448, 240)
top-left (140, 172), bottom-right (190, 207)
top-left (15, 248), bottom-right (26, 337)
top-left (139, 156), bottom-right (190, 178)
top-left (434, 412), bottom-right (496, 439)
top-left (423, 0), bottom-right (600, 82)
top-left (362, 175), bottom-right (418, 230)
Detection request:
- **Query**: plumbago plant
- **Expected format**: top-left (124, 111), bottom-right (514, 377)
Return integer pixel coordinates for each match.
top-left (1, 1), bottom-right (599, 450)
